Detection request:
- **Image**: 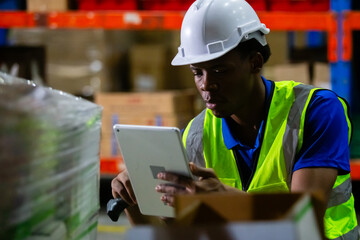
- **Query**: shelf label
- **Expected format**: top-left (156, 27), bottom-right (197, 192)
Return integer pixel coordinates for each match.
top-left (123, 13), bottom-right (141, 25)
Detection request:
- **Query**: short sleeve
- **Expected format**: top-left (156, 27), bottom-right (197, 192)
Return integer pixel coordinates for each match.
top-left (293, 90), bottom-right (351, 174)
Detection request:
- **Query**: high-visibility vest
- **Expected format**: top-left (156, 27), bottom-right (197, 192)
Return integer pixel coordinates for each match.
top-left (182, 81), bottom-right (359, 239)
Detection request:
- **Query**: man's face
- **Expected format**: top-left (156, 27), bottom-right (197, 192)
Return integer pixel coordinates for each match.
top-left (190, 50), bottom-right (254, 118)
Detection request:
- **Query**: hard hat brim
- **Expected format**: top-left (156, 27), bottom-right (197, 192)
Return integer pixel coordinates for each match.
top-left (171, 49), bottom-right (230, 66)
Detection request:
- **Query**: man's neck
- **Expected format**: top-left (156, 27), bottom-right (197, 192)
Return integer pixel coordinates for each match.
top-left (229, 76), bottom-right (266, 146)
top-left (231, 76), bottom-right (266, 129)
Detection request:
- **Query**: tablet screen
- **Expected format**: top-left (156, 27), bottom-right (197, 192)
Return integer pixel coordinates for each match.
top-left (113, 124), bottom-right (193, 217)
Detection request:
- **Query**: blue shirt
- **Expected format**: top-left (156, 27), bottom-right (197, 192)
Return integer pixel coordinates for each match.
top-left (222, 77), bottom-right (351, 174)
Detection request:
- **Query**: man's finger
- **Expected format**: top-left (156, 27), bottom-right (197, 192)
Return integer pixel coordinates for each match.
top-left (118, 172), bottom-right (137, 204)
top-left (111, 177), bottom-right (133, 204)
top-left (157, 172), bottom-right (193, 186)
top-left (189, 162), bottom-right (217, 179)
top-left (161, 194), bottom-right (175, 207)
top-left (111, 171), bottom-right (137, 205)
top-left (155, 183), bottom-right (187, 194)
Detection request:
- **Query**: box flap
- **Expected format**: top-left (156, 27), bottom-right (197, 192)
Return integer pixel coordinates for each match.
top-left (175, 192), bottom-right (306, 224)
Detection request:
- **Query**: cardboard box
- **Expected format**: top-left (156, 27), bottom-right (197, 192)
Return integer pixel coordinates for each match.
top-left (27, 0), bottom-right (68, 11)
top-left (265, 32), bottom-right (289, 66)
top-left (262, 62), bottom-right (310, 85)
top-left (95, 90), bottom-right (196, 157)
top-left (124, 193), bottom-right (325, 240)
top-left (45, 29), bottom-right (110, 95)
top-left (313, 62), bottom-right (331, 90)
top-left (130, 44), bottom-right (174, 91)
top-left (95, 90), bottom-right (195, 115)
top-left (99, 113), bottom-right (193, 157)
top-left (169, 31), bottom-right (198, 90)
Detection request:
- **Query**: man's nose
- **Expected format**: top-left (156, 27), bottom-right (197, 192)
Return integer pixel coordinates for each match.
top-left (200, 73), bottom-right (219, 91)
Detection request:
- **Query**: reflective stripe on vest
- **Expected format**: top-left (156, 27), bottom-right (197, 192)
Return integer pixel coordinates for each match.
top-left (182, 81), bottom-right (358, 239)
top-left (332, 225), bottom-right (360, 240)
top-left (283, 84), bottom-right (315, 187)
top-left (183, 110), bottom-right (206, 168)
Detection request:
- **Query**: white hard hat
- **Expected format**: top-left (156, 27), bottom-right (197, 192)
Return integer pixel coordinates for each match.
top-left (171, 0), bottom-right (270, 66)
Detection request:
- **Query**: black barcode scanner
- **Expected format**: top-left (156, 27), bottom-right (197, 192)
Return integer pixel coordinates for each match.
top-left (106, 198), bottom-right (129, 222)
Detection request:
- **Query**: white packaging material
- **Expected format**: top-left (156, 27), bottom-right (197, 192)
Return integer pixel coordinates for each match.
top-left (0, 72), bottom-right (102, 240)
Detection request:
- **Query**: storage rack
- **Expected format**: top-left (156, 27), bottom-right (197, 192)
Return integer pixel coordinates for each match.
top-left (0, 9), bottom-right (360, 179)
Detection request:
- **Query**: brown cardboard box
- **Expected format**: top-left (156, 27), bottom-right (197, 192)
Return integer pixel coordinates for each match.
top-left (313, 62), bottom-right (331, 90)
top-left (95, 90), bottom-right (196, 157)
top-left (27, 0), bottom-right (68, 11)
top-left (169, 31), bottom-right (197, 90)
top-left (100, 113), bottom-right (193, 157)
top-left (130, 44), bottom-right (175, 91)
top-left (262, 62), bottom-right (310, 85)
top-left (265, 32), bottom-right (289, 66)
top-left (124, 193), bottom-right (325, 240)
top-left (174, 193), bottom-right (324, 226)
top-left (95, 90), bottom-right (195, 115)
top-left (9, 29), bottom-right (111, 95)
top-left (101, 113), bottom-right (193, 132)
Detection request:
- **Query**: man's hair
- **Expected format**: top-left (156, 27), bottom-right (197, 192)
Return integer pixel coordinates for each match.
top-left (234, 38), bottom-right (271, 63)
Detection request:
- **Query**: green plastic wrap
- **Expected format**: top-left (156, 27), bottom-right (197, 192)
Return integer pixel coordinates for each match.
top-left (0, 72), bottom-right (102, 240)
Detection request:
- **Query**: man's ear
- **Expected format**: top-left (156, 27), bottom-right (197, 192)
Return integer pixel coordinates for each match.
top-left (250, 52), bottom-right (264, 74)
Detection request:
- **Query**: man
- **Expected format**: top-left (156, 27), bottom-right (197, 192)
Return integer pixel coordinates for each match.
top-left (111, 0), bottom-right (358, 238)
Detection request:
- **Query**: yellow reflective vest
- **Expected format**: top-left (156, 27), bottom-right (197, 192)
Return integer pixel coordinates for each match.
top-left (182, 81), bottom-right (359, 239)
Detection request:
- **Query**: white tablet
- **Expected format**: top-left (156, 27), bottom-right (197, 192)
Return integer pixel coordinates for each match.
top-left (113, 124), bottom-right (193, 218)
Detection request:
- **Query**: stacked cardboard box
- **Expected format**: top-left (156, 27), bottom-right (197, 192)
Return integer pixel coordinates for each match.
top-left (95, 90), bottom-right (196, 158)
top-left (313, 62), bottom-right (330, 89)
top-left (130, 44), bottom-right (178, 91)
top-left (124, 192), bottom-right (325, 240)
top-left (27, 0), bottom-right (68, 11)
top-left (262, 62), bottom-right (311, 85)
top-left (9, 29), bottom-right (111, 97)
top-left (0, 73), bottom-right (102, 240)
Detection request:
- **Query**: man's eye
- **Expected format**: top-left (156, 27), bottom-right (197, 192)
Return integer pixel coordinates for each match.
top-left (214, 68), bottom-right (226, 73)
top-left (193, 71), bottom-right (202, 76)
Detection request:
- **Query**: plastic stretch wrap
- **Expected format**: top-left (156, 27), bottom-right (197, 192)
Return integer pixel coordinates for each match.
top-left (0, 72), bottom-right (103, 240)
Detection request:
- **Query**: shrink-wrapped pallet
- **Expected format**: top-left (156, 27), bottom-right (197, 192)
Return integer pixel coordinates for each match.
top-left (0, 72), bottom-right (102, 240)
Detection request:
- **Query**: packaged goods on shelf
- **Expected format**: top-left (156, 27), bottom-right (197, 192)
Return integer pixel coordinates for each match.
top-left (262, 62), bottom-right (311, 85)
top-left (27, 0), bottom-right (68, 12)
top-left (268, 0), bottom-right (329, 11)
top-left (0, 72), bottom-right (102, 240)
top-left (0, 46), bottom-right (46, 85)
top-left (95, 90), bottom-right (196, 157)
top-left (246, 0), bottom-right (267, 11)
top-left (140, 0), bottom-right (193, 10)
top-left (264, 32), bottom-right (289, 67)
top-left (78, 0), bottom-right (137, 10)
top-left (8, 29), bottom-right (110, 97)
top-left (313, 62), bottom-right (330, 89)
top-left (130, 44), bottom-right (178, 91)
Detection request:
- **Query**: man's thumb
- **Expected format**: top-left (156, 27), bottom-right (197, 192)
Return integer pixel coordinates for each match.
top-left (189, 162), bottom-right (217, 178)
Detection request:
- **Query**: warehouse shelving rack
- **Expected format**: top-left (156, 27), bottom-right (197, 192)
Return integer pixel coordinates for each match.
top-left (1, 9), bottom-right (360, 178)
top-left (0, 10), bottom-right (347, 91)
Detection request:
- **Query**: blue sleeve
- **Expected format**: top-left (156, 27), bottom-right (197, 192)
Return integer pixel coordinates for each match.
top-left (181, 128), bottom-right (185, 136)
top-left (293, 90), bottom-right (351, 174)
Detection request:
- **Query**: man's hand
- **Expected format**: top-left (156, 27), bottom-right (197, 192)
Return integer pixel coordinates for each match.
top-left (111, 169), bottom-right (137, 206)
top-left (111, 168), bottom-right (169, 225)
top-left (155, 162), bottom-right (239, 206)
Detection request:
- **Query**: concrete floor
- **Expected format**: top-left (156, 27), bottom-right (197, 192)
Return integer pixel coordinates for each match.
top-left (97, 177), bottom-right (131, 240)
top-left (97, 210), bottom-right (131, 240)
